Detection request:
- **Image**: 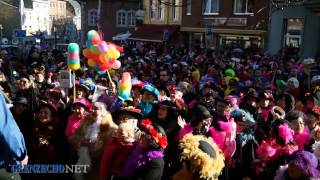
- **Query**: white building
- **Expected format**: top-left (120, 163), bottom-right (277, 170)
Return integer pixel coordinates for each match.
top-left (21, 0), bottom-right (50, 35)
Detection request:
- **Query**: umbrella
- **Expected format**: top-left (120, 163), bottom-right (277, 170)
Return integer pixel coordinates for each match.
top-left (233, 48), bottom-right (243, 53)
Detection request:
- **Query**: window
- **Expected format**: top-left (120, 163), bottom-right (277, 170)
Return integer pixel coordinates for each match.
top-left (172, 0), bottom-right (179, 20)
top-left (158, 3), bottom-right (164, 20)
top-left (150, 0), bottom-right (157, 19)
top-left (234, 0), bottom-right (254, 14)
top-left (202, 0), bottom-right (219, 15)
top-left (117, 10), bottom-right (127, 26)
top-left (127, 10), bottom-right (136, 26)
top-left (283, 19), bottom-right (303, 48)
top-left (88, 9), bottom-right (98, 26)
top-left (186, 0), bottom-right (191, 15)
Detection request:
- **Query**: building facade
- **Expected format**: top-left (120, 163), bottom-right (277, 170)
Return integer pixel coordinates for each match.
top-left (268, 0), bottom-right (320, 57)
top-left (180, 0), bottom-right (269, 49)
top-left (83, 0), bottom-right (140, 41)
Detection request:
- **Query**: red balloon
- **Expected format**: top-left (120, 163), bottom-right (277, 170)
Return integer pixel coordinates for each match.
top-left (92, 35), bottom-right (101, 45)
top-left (106, 42), bottom-right (124, 53)
top-left (83, 49), bottom-right (92, 58)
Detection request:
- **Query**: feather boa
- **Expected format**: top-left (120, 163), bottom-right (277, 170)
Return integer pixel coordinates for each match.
top-left (120, 145), bottom-right (164, 177)
top-left (278, 123), bottom-right (294, 144)
top-left (177, 124), bottom-right (193, 141)
top-left (294, 128), bottom-right (310, 150)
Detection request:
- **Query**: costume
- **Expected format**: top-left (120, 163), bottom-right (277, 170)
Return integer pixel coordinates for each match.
top-left (173, 134), bottom-right (225, 180)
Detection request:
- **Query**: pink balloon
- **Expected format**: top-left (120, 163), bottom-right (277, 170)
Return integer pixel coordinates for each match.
top-left (68, 52), bottom-right (79, 60)
top-left (112, 60), bottom-right (121, 70)
top-left (122, 72), bottom-right (131, 82)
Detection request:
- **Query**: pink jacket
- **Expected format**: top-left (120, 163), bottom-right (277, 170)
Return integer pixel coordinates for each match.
top-left (65, 114), bottom-right (86, 138)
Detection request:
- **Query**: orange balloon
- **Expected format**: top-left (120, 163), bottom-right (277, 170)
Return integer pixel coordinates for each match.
top-left (83, 49), bottom-right (92, 58)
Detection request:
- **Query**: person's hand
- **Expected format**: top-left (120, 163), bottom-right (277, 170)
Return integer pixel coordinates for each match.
top-left (177, 116), bottom-right (186, 128)
top-left (21, 155), bottom-right (28, 168)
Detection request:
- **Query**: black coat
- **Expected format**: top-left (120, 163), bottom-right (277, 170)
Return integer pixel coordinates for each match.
top-left (115, 157), bottom-right (165, 180)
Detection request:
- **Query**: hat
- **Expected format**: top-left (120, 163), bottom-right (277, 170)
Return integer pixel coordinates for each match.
top-left (140, 84), bottom-right (160, 100)
top-left (287, 77), bottom-right (299, 88)
top-left (176, 134), bottom-right (225, 180)
top-left (38, 100), bottom-right (57, 116)
top-left (258, 91), bottom-right (274, 100)
top-left (114, 107), bottom-right (143, 121)
top-left (230, 109), bottom-right (255, 126)
top-left (191, 104), bottom-right (213, 120)
top-left (311, 75), bottom-right (320, 84)
top-left (157, 85), bottom-right (170, 97)
top-left (73, 98), bottom-right (91, 110)
top-left (13, 96), bottom-right (28, 106)
top-left (303, 58), bottom-right (315, 65)
top-left (139, 119), bottom-right (168, 149)
top-left (158, 100), bottom-right (177, 110)
top-left (215, 96), bottom-right (231, 106)
top-left (242, 88), bottom-right (258, 100)
top-left (225, 68), bottom-right (236, 77)
top-left (288, 150), bottom-right (320, 178)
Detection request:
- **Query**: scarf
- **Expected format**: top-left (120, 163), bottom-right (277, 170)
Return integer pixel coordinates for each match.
top-left (121, 145), bottom-right (164, 177)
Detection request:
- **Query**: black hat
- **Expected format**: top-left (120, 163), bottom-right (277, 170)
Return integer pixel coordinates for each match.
top-left (157, 85), bottom-right (170, 97)
top-left (113, 107), bottom-right (143, 122)
top-left (215, 96), bottom-right (231, 106)
top-left (190, 105), bottom-right (212, 127)
top-left (158, 100), bottom-right (177, 110)
top-left (243, 88), bottom-right (258, 99)
top-left (13, 96), bottom-right (28, 106)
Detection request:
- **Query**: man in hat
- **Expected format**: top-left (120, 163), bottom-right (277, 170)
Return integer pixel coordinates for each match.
top-left (10, 96), bottom-right (33, 149)
top-left (139, 85), bottom-right (160, 116)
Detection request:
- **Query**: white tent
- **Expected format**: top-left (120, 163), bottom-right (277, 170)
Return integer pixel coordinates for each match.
top-left (112, 32), bottom-right (131, 41)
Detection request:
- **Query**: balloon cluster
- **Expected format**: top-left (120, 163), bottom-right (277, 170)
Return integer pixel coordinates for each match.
top-left (119, 72), bottom-right (132, 100)
top-left (83, 30), bottom-right (123, 73)
top-left (68, 43), bottom-right (80, 70)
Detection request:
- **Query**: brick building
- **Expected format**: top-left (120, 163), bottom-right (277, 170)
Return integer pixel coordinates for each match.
top-left (180, 0), bottom-right (269, 49)
top-left (83, 0), bottom-right (140, 41)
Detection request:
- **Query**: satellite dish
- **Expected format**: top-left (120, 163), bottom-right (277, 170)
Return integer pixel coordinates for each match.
top-left (12, 38), bottom-right (19, 45)
top-left (2, 38), bottom-right (8, 45)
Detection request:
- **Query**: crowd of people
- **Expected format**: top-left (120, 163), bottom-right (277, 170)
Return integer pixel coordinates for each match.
top-left (0, 42), bottom-right (320, 180)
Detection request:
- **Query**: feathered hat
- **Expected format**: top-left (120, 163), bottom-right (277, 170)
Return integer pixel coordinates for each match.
top-left (177, 134), bottom-right (225, 180)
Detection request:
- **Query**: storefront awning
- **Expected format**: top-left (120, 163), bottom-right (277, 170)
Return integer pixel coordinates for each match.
top-left (180, 27), bottom-right (266, 35)
top-left (128, 24), bottom-right (179, 42)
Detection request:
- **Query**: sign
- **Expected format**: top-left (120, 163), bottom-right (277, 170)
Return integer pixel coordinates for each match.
top-left (59, 70), bottom-right (72, 88)
top-left (163, 29), bottom-right (169, 42)
top-left (14, 29), bottom-right (26, 38)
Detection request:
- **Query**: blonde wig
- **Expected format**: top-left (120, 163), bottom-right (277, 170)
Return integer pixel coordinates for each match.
top-left (177, 134), bottom-right (225, 180)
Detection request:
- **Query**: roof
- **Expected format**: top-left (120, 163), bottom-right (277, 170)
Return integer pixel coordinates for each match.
top-left (128, 24), bottom-right (179, 43)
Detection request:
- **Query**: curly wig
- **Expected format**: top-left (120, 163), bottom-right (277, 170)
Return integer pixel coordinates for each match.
top-left (178, 134), bottom-right (225, 180)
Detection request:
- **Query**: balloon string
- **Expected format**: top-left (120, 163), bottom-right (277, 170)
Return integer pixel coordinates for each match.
top-left (73, 70), bottom-right (76, 102)
top-left (106, 70), bottom-right (116, 93)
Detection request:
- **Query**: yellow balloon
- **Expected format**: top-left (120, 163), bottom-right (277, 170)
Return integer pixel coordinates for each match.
top-left (120, 82), bottom-right (131, 90)
top-left (88, 59), bottom-right (96, 67)
top-left (107, 49), bottom-right (120, 59)
top-left (68, 64), bottom-right (80, 70)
